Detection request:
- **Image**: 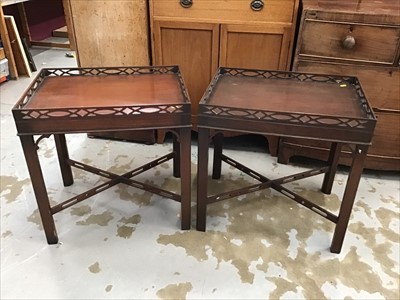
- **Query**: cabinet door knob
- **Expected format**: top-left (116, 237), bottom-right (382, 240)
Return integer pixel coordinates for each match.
top-left (342, 35), bottom-right (356, 49)
top-left (180, 0), bottom-right (193, 8)
top-left (250, 0), bottom-right (264, 11)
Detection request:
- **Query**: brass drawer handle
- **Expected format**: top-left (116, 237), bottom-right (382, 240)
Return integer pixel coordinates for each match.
top-left (250, 0), bottom-right (264, 11)
top-left (180, 0), bottom-right (192, 8)
top-left (342, 35), bottom-right (356, 49)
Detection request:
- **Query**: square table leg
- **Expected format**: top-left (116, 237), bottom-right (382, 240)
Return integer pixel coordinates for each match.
top-left (173, 132), bottom-right (181, 178)
top-left (179, 127), bottom-right (192, 230)
top-left (19, 135), bottom-right (58, 244)
top-left (321, 142), bottom-right (343, 194)
top-left (196, 127), bottom-right (210, 231)
top-left (212, 132), bottom-right (224, 180)
top-left (330, 144), bottom-right (368, 253)
top-left (54, 134), bottom-right (74, 186)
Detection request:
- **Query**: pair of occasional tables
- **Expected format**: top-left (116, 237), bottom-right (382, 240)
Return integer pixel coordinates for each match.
top-left (12, 66), bottom-right (376, 253)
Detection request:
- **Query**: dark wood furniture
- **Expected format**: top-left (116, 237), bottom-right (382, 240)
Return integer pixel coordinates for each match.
top-left (281, 0), bottom-right (400, 171)
top-left (12, 66), bottom-right (192, 244)
top-left (196, 67), bottom-right (376, 253)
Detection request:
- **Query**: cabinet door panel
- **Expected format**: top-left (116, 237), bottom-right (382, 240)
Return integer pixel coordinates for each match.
top-left (68, 0), bottom-right (149, 67)
top-left (220, 24), bottom-right (291, 70)
top-left (153, 20), bottom-right (219, 124)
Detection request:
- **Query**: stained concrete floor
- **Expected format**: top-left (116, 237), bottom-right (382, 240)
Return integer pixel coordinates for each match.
top-left (1, 48), bottom-right (399, 299)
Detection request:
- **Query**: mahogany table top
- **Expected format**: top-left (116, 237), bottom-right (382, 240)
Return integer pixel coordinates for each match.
top-left (24, 74), bottom-right (186, 110)
top-left (199, 67), bottom-right (376, 144)
top-left (206, 75), bottom-right (365, 118)
top-left (12, 66), bottom-right (191, 135)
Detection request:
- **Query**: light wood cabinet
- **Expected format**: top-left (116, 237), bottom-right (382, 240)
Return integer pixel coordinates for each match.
top-left (220, 24), bottom-right (292, 70)
top-left (279, 0), bottom-right (400, 170)
top-left (64, 0), bottom-right (149, 67)
top-left (63, 0), bottom-right (156, 143)
top-left (153, 20), bottom-right (219, 125)
top-left (150, 0), bottom-right (299, 151)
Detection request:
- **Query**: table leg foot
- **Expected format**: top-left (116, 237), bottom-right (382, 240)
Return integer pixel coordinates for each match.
top-left (46, 233), bottom-right (59, 245)
top-left (20, 135), bottom-right (58, 244)
top-left (277, 138), bottom-right (293, 164)
top-left (330, 144), bottom-right (368, 253)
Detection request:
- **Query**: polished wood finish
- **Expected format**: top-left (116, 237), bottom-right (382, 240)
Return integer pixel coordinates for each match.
top-left (150, 0), bottom-right (299, 154)
top-left (207, 76), bottom-right (365, 117)
top-left (196, 67), bottom-right (376, 253)
top-left (282, 0), bottom-right (400, 170)
top-left (12, 66), bottom-right (192, 244)
top-left (25, 75), bottom-right (185, 109)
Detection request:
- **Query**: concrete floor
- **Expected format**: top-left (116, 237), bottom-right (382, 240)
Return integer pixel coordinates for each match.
top-left (1, 48), bottom-right (399, 299)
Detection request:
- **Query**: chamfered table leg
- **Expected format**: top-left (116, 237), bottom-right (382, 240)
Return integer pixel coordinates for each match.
top-left (173, 132), bottom-right (181, 178)
top-left (321, 142), bottom-right (342, 194)
top-left (196, 127), bottom-right (210, 231)
top-left (54, 134), bottom-right (73, 186)
top-left (330, 144), bottom-right (368, 253)
top-left (179, 127), bottom-right (191, 229)
top-left (20, 135), bottom-right (58, 244)
top-left (212, 132), bottom-right (224, 180)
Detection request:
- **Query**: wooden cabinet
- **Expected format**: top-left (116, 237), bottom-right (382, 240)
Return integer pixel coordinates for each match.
top-left (153, 20), bottom-right (219, 126)
top-left (219, 24), bottom-right (292, 70)
top-left (64, 0), bottom-right (149, 67)
top-left (63, 0), bottom-right (156, 144)
top-left (150, 0), bottom-right (299, 151)
top-left (279, 0), bottom-right (400, 170)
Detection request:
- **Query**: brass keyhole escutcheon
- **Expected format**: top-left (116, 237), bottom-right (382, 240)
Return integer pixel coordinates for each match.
top-left (180, 0), bottom-right (193, 8)
top-left (250, 0), bottom-right (264, 11)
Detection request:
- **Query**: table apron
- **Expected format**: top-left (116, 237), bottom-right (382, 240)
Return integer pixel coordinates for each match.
top-left (198, 117), bottom-right (373, 145)
top-left (14, 114), bottom-right (192, 135)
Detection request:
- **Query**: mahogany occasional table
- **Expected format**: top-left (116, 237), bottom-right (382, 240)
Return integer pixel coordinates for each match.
top-left (196, 67), bottom-right (376, 253)
top-left (12, 66), bottom-right (192, 244)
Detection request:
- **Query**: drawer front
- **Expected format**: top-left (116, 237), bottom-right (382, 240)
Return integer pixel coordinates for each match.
top-left (279, 112), bottom-right (400, 167)
top-left (151, 0), bottom-right (295, 23)
top-left (299, 20), bottom-right (400, 64)
top-left (295, 60), bottom-right (400, 110)
top-left (369, 111), bottom-right (400, 158)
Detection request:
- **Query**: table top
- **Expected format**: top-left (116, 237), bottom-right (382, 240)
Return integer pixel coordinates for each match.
top-left (12, 66), bottom-right (191, 135)
top-left (24, 74), bottom-right (185, 109)
top-left (199, 67), bottom-right (376, 144)
top-left (17, 67), bottom-right (188, 110)
top-left (206, 75), bottom-right (365, 119)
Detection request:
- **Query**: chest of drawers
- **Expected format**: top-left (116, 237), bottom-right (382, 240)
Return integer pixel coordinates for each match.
top-left (279, 0), bottom-right (400, 170)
